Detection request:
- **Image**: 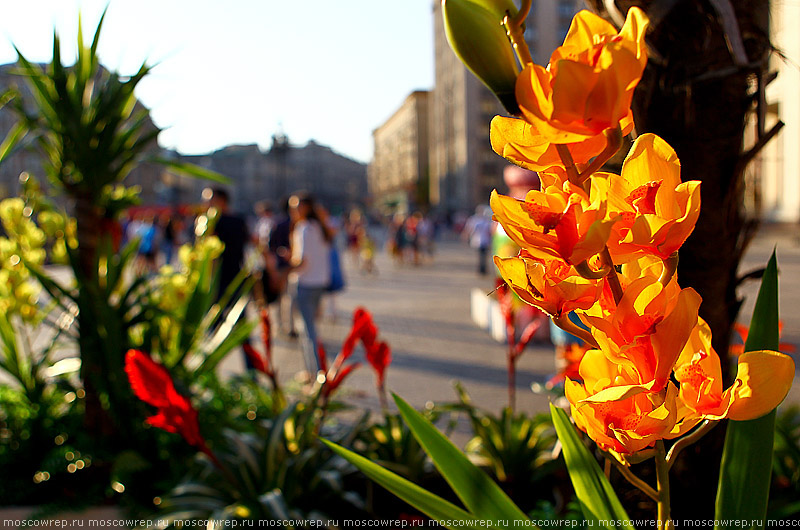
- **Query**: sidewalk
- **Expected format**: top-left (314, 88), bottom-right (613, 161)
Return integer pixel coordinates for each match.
top-left (227, 223), bottom-right (800, 416)
top-left (225, 237), bottom-right (560, 417)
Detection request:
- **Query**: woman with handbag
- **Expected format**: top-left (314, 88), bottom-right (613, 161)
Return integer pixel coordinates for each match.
top-left (288, 192), bottom-right (333, 375)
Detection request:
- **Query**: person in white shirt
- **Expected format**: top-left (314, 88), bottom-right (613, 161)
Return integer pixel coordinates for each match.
top-left (288, 192), bottom-right (332, 374)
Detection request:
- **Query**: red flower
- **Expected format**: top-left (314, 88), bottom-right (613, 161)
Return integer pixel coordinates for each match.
top-left (366, 341), bottom-right (391, 388)
top-left (243, 309), bottom-right (276, 378)
top-left (352, 308), bottom-right (392, 388)
top-left (125, 350), bottom-right (208, 451)
top-left (319, 342), bottom-right (361, 399)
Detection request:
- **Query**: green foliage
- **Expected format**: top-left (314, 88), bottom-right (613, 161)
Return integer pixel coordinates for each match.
top-left (550, 404), bottom-right (633, 527)
top-left (716, 251), bottom-right (780, 528)
top-left (452, 383), bottom-right (559, 507)
top-left (354, 411), bottom-right (431, 483)
top-left (770, 406), bottom-right (800, 519)
top-left (155, 400), bottom-right (365, 527)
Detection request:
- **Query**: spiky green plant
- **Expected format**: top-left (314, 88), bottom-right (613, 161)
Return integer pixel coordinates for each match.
top-left (0, 10), bottom-right (227, 439)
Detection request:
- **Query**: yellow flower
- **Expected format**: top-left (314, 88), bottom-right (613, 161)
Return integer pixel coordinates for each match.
top-left (515, 8), bottom-right (648, 143)
top-left (594, 133), bottom-right (701, 262)
top-left (494, 251), bottom-right (603, 317)
top-left (491, 115), bottom-right (634, 173)
top-left (671, 319), bottom-right (795, 431)
top-left (580, 274), bottom-right (702, 391)
top-left (490, 183), bottom-right (615, 265)
top-left (566, 348), bottom-right (679, 454)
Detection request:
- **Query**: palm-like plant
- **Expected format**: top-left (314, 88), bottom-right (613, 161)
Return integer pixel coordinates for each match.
top-left (0, 11), bottom-right (226, 439)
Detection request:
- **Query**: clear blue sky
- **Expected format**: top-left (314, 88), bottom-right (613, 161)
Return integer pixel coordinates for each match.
top-left (0, 1), bottom-right (435, 163)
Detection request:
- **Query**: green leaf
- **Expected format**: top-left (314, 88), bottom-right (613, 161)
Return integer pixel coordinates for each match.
top-left (0, 120), bottom-right (28, 165)
top-left (393, 394), bottom-right (529, 522)
top-left (155, 158), bottom-right (231, 185)
top-left (550, 404), bottom-right (633, 526)
top-left (321, 439), bottom-right (483, 528)
top-left (716, 251), bottom-right (780, 529)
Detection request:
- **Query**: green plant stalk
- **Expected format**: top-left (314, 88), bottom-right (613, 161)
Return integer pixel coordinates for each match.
top-left (503, 0), bottom-right (533, 68)
top-left (655, 441), bottom-right (672, 529)
top-left (555, 143), bottom-right (624, 304)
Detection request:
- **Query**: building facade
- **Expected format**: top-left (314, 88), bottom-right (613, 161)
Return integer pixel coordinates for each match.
top-left (368, 90), bottom-right (430, 213)
top-left (175, 137), bottom-right (368, 216)
top-left (427, 0), bottom-right (582, 215)
top-left (746, 0), bottom-right (800, 223)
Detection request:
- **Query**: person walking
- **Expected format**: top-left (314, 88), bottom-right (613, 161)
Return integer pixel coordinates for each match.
top-left (464, 206), bottom-right (494, 275)
top-left (288, 192), bottom-right (332, 376)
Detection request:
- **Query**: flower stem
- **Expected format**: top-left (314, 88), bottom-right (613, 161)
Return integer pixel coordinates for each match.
top-left (666, 420), bottom-right (719, 470)
top-left (600, 247), bottom-right (624, 305)
top-left (655, 441), bottom-right (673, 530)
top-left (576, 126), bottom-right (623, 183)
top-left (608, 457), bottom-right (659, 502)
top-left (556, 144), bottom-right (581, 185)
top-left (504, 0), bottom-right (533, 67)
top-left (552, 314), bottom-right (599, 349)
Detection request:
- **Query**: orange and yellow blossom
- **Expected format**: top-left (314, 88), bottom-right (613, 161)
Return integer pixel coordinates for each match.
top-left (490, 183), bottom-right (616, 266)
top-left (494, 251), bottom-right (603, 317)
top-left (565, 348), bottom-right (679, 454)
top-left (516, 7), bottom-right (647, 144)
top-left (580, 273), bottom-right (702, 391)
top-left (490, 114), bottom-right (634, 173)
top-left (670, 318), bottom-right (795, 435)
top-left (593, 134), bottom-right (702, 262)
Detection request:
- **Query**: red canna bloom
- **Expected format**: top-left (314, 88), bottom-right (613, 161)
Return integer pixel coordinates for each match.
top-left (243, 309), bottom-right (277, 379)
top-left (319, 341), bottom-right (361, 400)
top-left (366, 341), bottom-right (391, 388)
top-left (125, 349), bottom-right (208, 451)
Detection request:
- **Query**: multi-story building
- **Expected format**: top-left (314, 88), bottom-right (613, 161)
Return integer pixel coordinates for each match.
top-left (746, 0), bottom-right (800, 223)
top-left (368, 90), bottom-right (430, 213)
top-left (428, 0), bottom-right (582, 215)
top-left (174, 136), bottom-right (368, 216)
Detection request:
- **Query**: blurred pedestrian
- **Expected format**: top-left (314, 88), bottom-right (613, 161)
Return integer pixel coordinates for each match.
top-left (205, 188), bottom-right (252, 368)
top-left (464, 206), bottom-right (493, 275)
top-left (269, 198), bottom-right (297, 338)
top-left (288, 192), bottom-right (333, 375)
top-left (207, 188), bottom-right (249, 299)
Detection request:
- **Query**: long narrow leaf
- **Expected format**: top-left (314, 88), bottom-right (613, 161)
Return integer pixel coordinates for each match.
top-left (393, 394), bottom-right (529, 522)
top-left (321, 440), bottom-right (483, 528)
top-left (155, 158), bottom-right (231, 185)
top-left (0, 120), bottom-right (28, 164)
top-left (550, 404), bottom-right (633, 526)
top-left (716, 251), bottom-right (780, 529)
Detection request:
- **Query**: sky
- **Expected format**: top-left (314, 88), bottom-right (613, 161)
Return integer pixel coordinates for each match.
top-left (0, 1), bottom-right (436, 164)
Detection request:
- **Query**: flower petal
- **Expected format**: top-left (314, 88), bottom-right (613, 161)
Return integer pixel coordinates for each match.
top-left (726, 350), bottom-right (795, 421)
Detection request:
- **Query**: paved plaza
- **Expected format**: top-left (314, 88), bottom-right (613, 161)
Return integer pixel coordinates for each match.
top-left (224, 224), bottom-right (800, 417)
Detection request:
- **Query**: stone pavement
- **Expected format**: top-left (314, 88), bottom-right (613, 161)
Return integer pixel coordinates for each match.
top-left (223, 223), bottom-right (800, 416)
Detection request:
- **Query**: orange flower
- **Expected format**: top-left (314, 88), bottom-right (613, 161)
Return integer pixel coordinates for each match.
top-left (565, 348), bottom-right (679, 454)
top-left (490, 114), bottom-right (633, 173)
top-left (580, 274), bottom-right (702, 391)
top-left (494, 252), bottom-right (603, 317)
top-left (671, 319), bottom-right (795, 431)
top-left (490, 184), bottom-right (616, 265)
top-left (515, 8), bottom-right (648, 144)
top-left (593, 134), bottom-right (702, 262)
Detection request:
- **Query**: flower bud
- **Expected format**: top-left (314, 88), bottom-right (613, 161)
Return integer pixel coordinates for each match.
top-left (442, 0), bottom-right (521, 114)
